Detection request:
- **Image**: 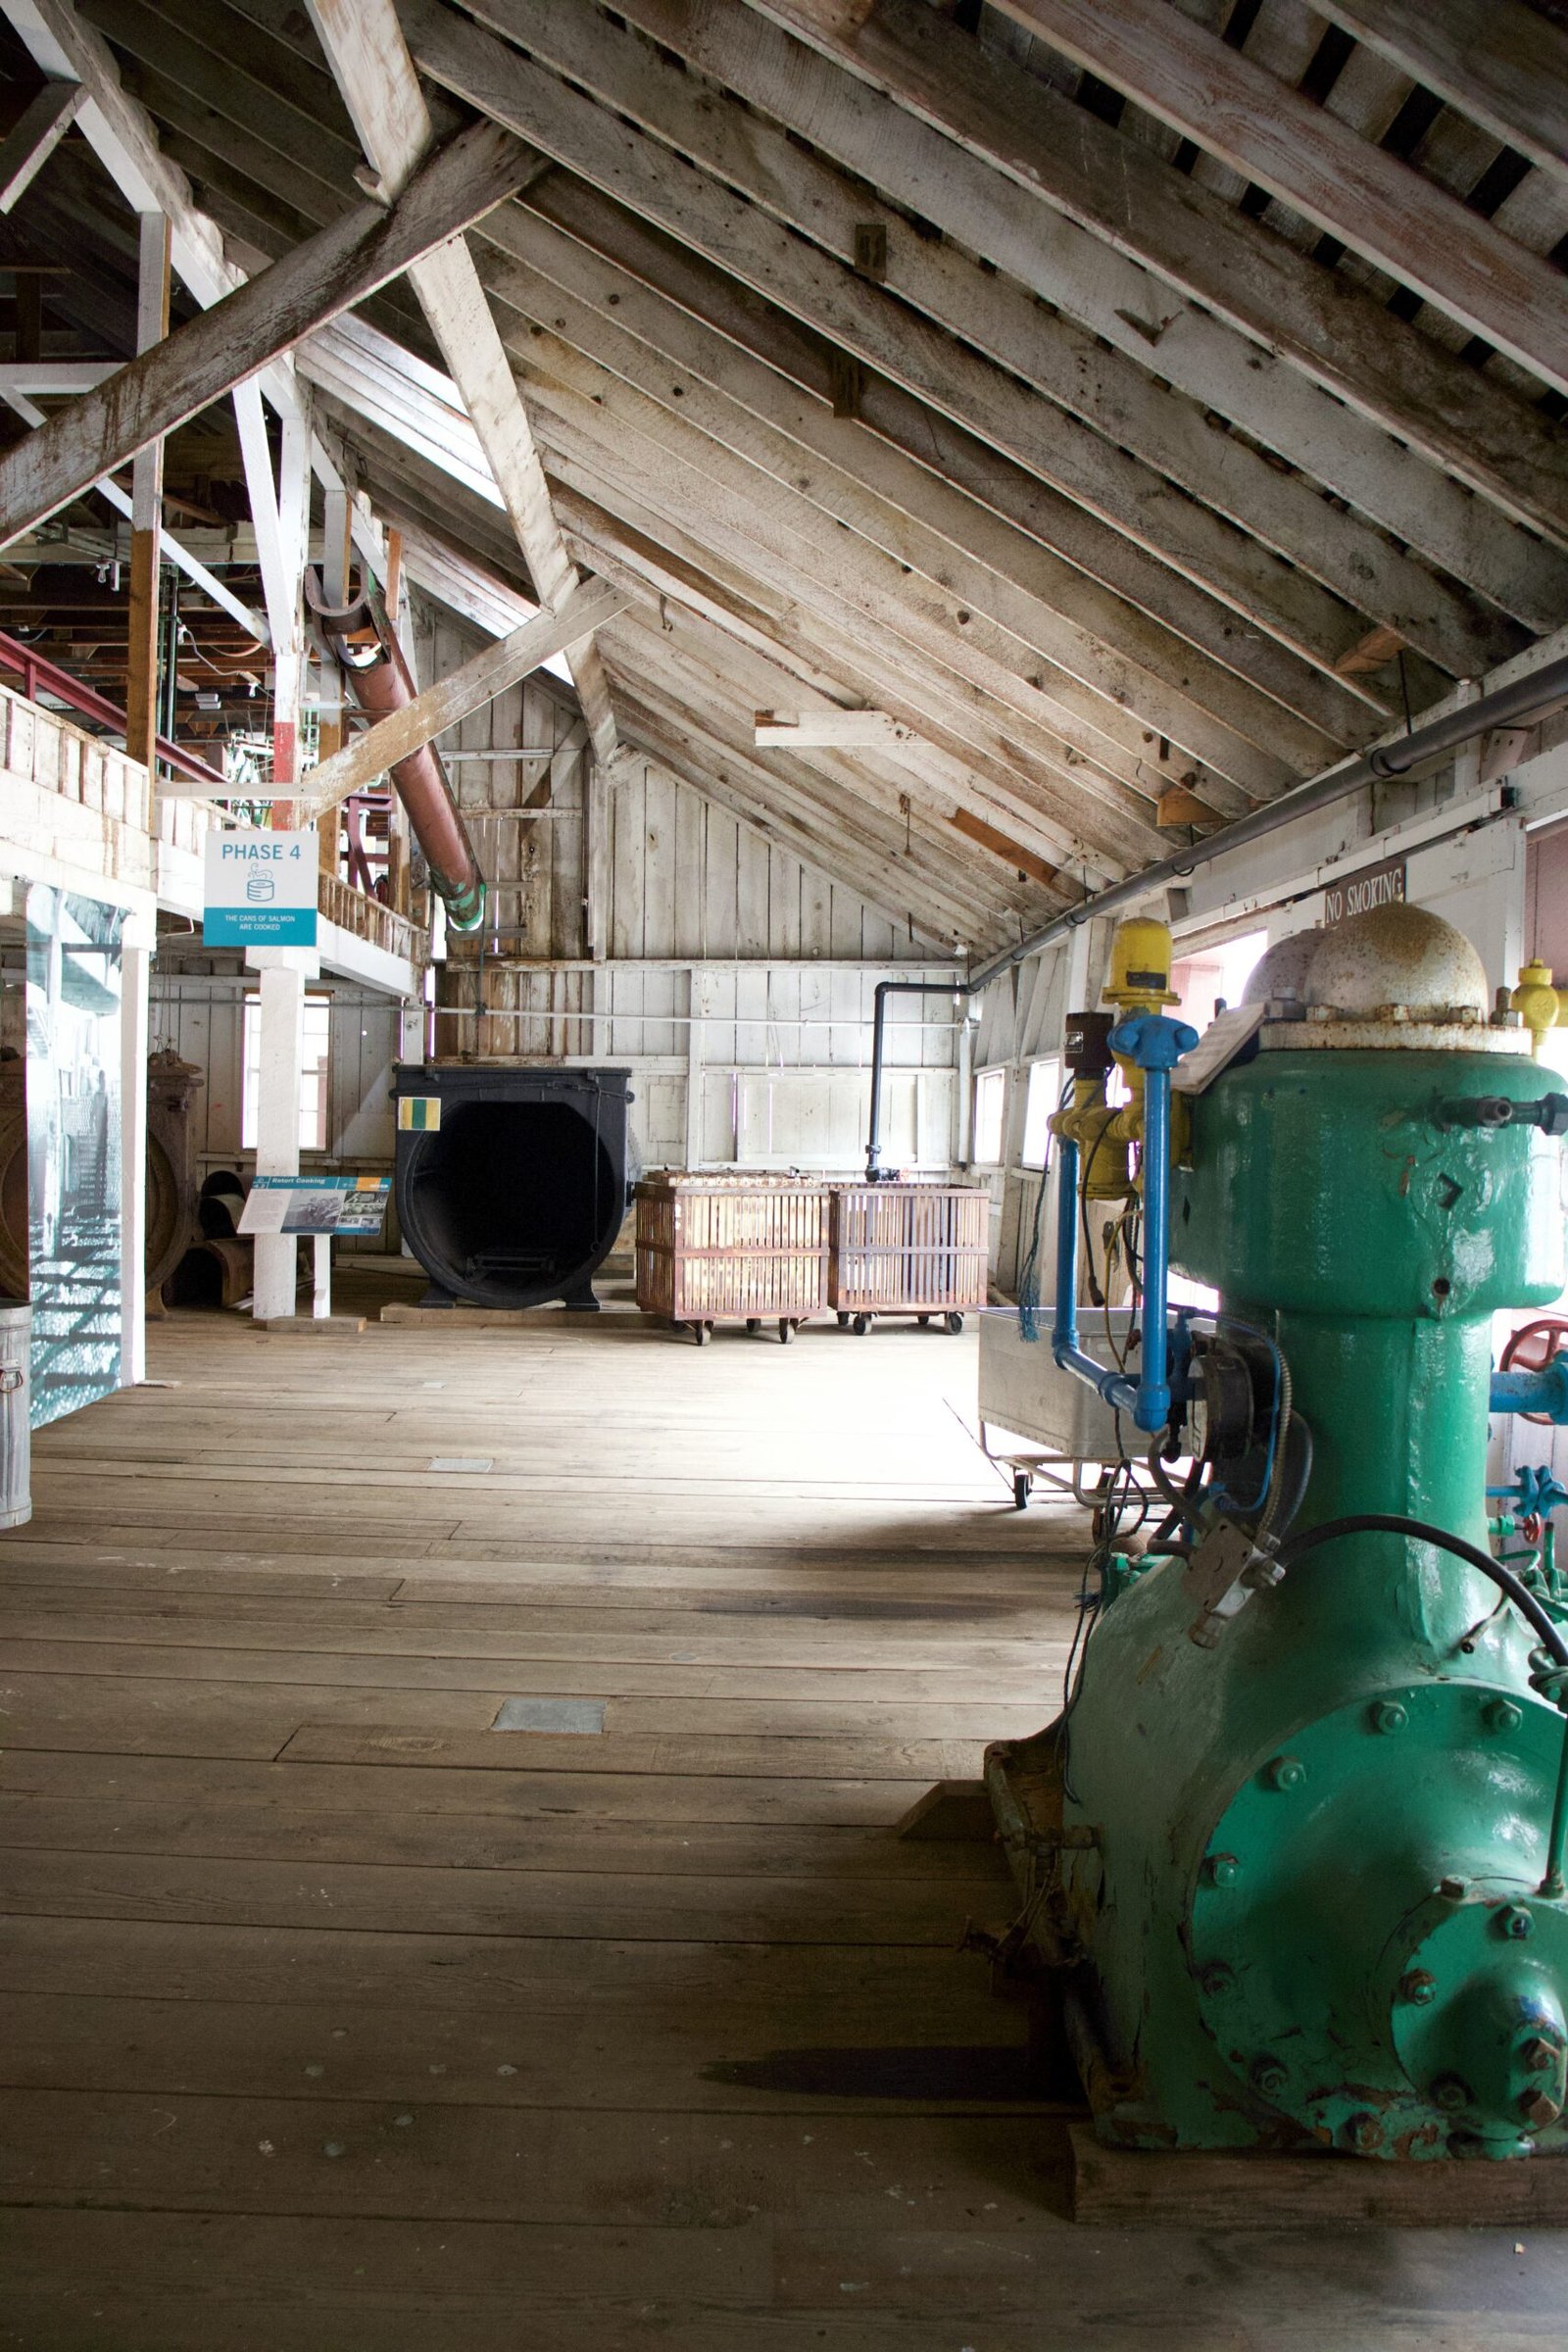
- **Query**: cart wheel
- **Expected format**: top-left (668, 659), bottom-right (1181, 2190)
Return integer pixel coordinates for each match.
top-left (916, 1313), bottom-right (931, 1328)
top-left (692, 1321), bottom-right (711, 1347)
top-left (852, 1313), bottom-right (871, 1337)
top-left (1013, 1470), bottom-right (1031, 1511)
top-left (836, 1311), bottom-right (851, 1329)
top-left (945, 1312), bottom-right (965, 1335)
top-left (778, 1318), bottom-right (795, 1345)
top-left (746, 1318), bottom-right (761, 1335)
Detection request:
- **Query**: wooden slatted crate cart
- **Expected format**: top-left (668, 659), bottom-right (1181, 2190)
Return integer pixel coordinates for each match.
top-left (634, 1173), bottom-right (831, 1343)
top-left (829, 1181), bottom-right (990, 1334)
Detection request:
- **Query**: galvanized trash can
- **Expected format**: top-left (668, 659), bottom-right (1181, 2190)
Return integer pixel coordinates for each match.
top-left (0, 1298), bottom-right (29, 1527)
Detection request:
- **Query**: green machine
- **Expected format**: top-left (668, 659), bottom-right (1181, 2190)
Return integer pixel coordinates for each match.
top-left (991, 903), bottom-right (1568, 2159)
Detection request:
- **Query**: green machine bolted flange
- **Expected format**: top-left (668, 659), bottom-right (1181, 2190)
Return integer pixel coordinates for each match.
top-left (1189, 1683), bottom-right (1568, 2157)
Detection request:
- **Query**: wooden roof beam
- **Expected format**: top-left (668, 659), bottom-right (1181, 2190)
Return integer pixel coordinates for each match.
top-left (304, 312), bottom-right (1164, 867)
top-left (511, 0), bottom-right (1567, 631)
top-left (403, 0), bottom-right (1512, 685)
top-left (517, 176), bottom-right (1385, 755)
top-left (0, 117), bottom-right (536, 547)
top-left (305, 0), bottom-right (623, 766)
top-left (736, 0), bottom-right (1568, 546)
top-left (301, 575), bottom-right (629, 817)
top-left (476, 208), bottom-right (1325, 795)
top-left (1317, 0), bottom-right (1568, 192)
top-left (976, 0), bottom-right (1568, 399)
top-left (476, 238), bottom-right (1259, 816)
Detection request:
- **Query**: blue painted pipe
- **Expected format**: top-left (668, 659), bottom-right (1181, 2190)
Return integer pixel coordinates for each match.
top-left (1051, 1129), bottom-right (1142, 1416)
top-left (1050, 1012), bottom-right (1196, 1434)
top-left (1492, 1360), bottom-right (1568, 1424)
top-left (1135, 1062), bottom-right (1173, 1434)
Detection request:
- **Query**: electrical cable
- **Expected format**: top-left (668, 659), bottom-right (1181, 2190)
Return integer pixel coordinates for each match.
top-left (1278, 1513), bottom-right (1568, 1672)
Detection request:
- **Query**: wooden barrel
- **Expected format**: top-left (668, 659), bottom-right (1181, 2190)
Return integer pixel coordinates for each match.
top-left (0, 1298), bottom-right (31, 1528)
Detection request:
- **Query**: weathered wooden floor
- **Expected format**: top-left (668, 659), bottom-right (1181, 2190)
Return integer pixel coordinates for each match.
top-left (1, 1305), bottom-right (1564, 2347)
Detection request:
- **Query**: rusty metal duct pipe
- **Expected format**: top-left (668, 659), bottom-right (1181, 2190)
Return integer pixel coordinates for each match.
top-left (305, 570), bottom-right (486, 931)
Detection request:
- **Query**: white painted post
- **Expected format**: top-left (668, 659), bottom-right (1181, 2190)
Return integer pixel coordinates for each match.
top-left (246, 944), bottom-right (319, 1320)
top-left (313, 1232), bottom-right (332, 1320)
top-left (684, 964), bottom-right (709, 1168)
top-left (118, 912), bottom-right (153, 1386)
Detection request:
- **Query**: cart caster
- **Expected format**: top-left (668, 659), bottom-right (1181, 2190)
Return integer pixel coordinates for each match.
top-left (944, 1312), bottom-right (965, 1335)
top-left (916, 1313), bottom-right (931, 1328)
top-left (778, 1318), bottom-right (795, 1344)
top-left (691, 1321), bottom-right (711, 1346)
top-left (836, 1311), bottom-right (851, 1329)
top-left (746, 1318), bottom-right (761, 1335)
top-left (852, 1313), bottom-right (872, 1336)
top-left (1013, 1470), bottom-right (1031, 1511)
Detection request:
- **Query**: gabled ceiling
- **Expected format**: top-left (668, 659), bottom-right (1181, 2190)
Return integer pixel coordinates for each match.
top-left (0, 0), bottom-right (1565, 956)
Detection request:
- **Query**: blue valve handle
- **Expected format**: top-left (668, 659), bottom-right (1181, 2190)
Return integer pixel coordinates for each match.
top-left (1051, 1010), bottom-right (1198, 1438)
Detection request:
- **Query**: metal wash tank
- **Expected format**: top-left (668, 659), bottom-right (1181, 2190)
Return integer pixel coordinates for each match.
top-left (392, 1064), bottom-right (635, 1310)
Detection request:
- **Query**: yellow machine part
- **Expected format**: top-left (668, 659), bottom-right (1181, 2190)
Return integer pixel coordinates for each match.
top-left (1511, 957), bottom-right (1568, 1057)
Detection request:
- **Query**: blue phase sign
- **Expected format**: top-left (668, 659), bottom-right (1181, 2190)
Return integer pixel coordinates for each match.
top-left (204, 830), bottom-right (318, 947)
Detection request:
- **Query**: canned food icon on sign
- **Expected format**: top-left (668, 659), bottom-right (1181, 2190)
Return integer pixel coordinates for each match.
top-left (246, 872), bottom-right (276, 904)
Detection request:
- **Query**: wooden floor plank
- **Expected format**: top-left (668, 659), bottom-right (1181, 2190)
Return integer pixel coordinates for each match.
top-left (3, 1304), bottom-right (1564, 2349)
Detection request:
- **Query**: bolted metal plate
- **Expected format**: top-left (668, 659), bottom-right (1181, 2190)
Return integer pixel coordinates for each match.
top-left (429, 1456), bottom-right (494, 1473)
top-left (491, 1697), bottom-right (606, 1734)
top-left (1189, 1679), bottom-right (1568, 2157)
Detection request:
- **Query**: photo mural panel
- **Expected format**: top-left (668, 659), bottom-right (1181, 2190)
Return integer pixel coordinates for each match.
top-left (25, 886), bottom-right (122, 1426)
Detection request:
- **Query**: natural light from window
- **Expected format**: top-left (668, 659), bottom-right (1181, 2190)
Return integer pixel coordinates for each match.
top-left (1021, 1054), bottom-right (1063, 1169)
top-left (972, 1065), bottom-right (1006, 1165)
top-left (242, 994), bottom-right (331, 1153)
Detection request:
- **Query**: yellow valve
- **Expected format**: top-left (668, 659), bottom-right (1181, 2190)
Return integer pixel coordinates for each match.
top-left (1049, 1077), bottom-right (1131, 1197)
top-left (1104, 916), bottom-right (1178, 1014)
top-left (1511, 957), bottom-right (1565, 1058)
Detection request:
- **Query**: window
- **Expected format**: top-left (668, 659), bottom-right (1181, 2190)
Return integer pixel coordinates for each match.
top-left (972, 1065), bottom-right (1006, 1165)
top-left (242, 994), bottom-right (331, 1152)
top-left (1171, 928), bottom-right (1269, 1031)
top-left (1021, 1055), bottom-right (1063, 1169)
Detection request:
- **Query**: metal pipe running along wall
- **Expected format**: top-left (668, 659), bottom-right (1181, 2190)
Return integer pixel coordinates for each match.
top-left (967, 654), bottom-right (1568, 995)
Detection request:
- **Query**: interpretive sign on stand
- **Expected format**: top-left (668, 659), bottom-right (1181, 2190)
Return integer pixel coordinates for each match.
top-left (238, 1175), bottom-right (391, 1237)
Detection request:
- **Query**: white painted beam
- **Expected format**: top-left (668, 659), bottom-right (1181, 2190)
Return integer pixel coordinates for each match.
top-left (245, 946), bottom-right (318, 1321)
top-left (301, 576), bottom-right (628, 815)
top-left (0, 76), bottom-right (83, 211)
top-left (0, 364), bottom-right (117, 392)
top-left (756, 710), bottom-right (913, 750)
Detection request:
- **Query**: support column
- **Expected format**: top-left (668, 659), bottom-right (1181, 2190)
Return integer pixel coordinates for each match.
top-left (684, 964), bottom-right (709, 1169)
top-left (317, 482), bottom-right (351, 890)
top-left (124, 214), bottom-right (171, 775)
top-left (245, 944), bottom-right (320, 1320)
top-left (118, 914), bottom-right (153, 1387)
top-left (265, 400), bottom-right (313, 831)
top-left (586, 755), bottom-right (608, 963)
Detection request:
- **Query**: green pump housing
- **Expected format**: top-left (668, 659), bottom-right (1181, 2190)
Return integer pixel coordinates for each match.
top-left (993, 905), bottom-right (1568, 2161)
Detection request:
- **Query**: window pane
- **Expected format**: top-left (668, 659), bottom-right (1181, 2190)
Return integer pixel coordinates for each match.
top-left (1021, 1056), bottom-right (1062, 1169)
top-left (241, 993), bottom-right (330, 1154)
top-left (973, 1066), bottom-right (1006, 1164)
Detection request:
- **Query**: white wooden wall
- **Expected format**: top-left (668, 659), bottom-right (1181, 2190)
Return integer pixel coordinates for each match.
top-left (149, 975), bottom-right (401, 1250)
top-left (412, 600), bottom-right (965, 1176)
